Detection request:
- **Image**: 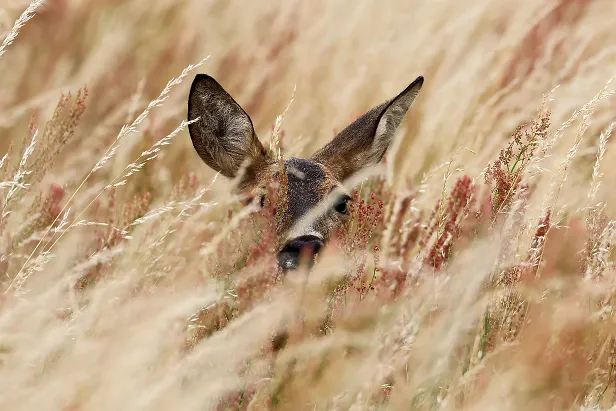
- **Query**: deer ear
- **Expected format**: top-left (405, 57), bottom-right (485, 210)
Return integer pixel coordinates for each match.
top-left (188, 74), bottom-right (269, 189)
top-left (312, 76), bottom-right (423, 181)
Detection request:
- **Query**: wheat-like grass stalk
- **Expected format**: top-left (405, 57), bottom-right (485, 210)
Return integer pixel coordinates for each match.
top-left (105, 118), bottom-right (198, 190)
top-left (588, 121), bottom-right (615, 207)
top-left (0, 153), bottom-right (8, 171)
top-left (37, 119), bottom-right (199, 277)
top-left (5, 58), bottom-right (209, 294)
top-left (0, 0), bottom-right (44, 59)
top-left (136, 172), bottom-right (220, 272)
top-left (523, 78), bottom-right (616, 278)
top-left (93, 56), bottom-right (210, 172)
top-left (269, 84), bottom-right (297, 160)
top-left (1, 129), bottom-right (38, 220)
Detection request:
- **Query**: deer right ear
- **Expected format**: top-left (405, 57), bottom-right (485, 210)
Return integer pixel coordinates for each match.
top-left (188, 74), bottom-right (269, 190)
top-left (312, 76), bottom-right (423, 181)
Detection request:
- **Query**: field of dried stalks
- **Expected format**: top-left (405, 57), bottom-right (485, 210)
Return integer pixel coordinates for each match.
top-left (1, 0), bottom-right (616, 410)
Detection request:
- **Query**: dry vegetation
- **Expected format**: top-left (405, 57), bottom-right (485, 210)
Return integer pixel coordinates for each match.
top-left (1, 0), bottom-right (616, 409)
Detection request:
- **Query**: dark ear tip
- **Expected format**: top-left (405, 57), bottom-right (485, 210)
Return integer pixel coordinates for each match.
top-left (194, 73), bottom-right (213, 81)
top-left (191, 74), bottom-right (218, 89)
top-left (396, 75), bottom-right (423, 97)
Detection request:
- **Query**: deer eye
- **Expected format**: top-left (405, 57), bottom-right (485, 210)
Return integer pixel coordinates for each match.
top-left (333, 195), bottom-right (351, 215)
top-left (259, 194), bottom-right (266, 208)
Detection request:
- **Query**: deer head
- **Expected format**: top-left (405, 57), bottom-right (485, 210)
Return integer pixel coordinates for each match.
top-left (187, 74), bottom-right (423, 271)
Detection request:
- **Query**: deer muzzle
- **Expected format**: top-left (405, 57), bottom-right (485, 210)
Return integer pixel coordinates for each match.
top-left (277, 235), bottom-right (324, 271)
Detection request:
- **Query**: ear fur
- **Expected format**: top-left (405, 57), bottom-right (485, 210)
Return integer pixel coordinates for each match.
top-left (312, 76), bottom-right (424, 181)
top-left (188, 74), bottom-right (269, 190)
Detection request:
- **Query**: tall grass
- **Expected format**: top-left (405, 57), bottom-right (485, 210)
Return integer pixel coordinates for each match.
top-left (1, 0), bottom-right (616, 409)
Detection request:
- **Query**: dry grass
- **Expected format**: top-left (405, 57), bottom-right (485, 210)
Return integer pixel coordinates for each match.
top-left (1, 0), bottom-right (616, 409)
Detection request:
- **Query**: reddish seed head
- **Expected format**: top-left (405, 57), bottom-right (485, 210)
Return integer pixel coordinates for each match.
top-left (49, 184), bottom-right (65, 203)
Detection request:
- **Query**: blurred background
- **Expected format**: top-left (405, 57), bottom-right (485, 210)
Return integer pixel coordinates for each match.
top-left (1, 0), bottom-right (615, 207)
top-left (3, 2), bottom-right (616, 409)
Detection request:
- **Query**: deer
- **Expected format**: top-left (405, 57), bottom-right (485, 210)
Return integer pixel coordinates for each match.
top-left (187, 74), bottom-right (423, 272)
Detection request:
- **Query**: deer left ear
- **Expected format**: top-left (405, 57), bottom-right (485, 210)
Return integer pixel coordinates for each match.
top-left (312, 76), bottom-right (423, 181)
top-left (188, 74), bottom-right (270, 191)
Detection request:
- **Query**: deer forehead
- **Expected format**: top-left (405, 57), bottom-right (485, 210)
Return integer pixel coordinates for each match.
top-left (284, 157), bottom-right (337, 213)
top-left (258, 157), bottom-right (338, 203)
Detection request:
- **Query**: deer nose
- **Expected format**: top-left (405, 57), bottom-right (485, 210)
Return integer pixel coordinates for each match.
top-left (277, 235), bottom-right (325, 271)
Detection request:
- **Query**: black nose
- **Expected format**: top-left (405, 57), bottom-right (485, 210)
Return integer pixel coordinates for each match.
top-left (277, 235), bottom-right (324, 271)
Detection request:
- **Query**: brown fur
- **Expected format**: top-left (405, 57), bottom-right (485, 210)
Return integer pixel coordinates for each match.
top-left (187, 74), bottom-right (423, 264)
top-left (312, 77), bottom-right (424, 181)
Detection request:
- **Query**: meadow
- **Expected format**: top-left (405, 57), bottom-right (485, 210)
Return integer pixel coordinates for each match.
top-left (1, 0), bottom-right (616, 409)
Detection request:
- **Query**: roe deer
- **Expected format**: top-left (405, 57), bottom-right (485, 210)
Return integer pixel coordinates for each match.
top-left (187, 74), bottom-right (423, 271)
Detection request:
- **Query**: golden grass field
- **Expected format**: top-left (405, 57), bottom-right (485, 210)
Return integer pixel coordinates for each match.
top-left (1, 0), bottom-right (616, 409)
